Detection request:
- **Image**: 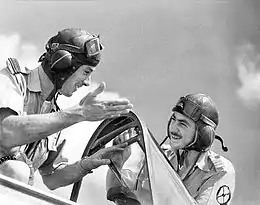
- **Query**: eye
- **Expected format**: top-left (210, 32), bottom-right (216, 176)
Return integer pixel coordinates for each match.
top-left (84, 70), bottom-right (91, 75)
top-left (180, 122), bottom-right (187, 128)
top-left (171, 115), bottom-right (176, 121)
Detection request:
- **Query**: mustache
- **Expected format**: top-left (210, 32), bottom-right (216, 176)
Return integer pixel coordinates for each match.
top-left (169, 131), bottom-right (182, 138)
top-left (83, 82), bottom-right (89, 86)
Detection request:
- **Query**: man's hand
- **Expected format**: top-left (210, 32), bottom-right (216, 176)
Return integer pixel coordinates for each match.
top-left (110, 129), bottom-right (133, 169)
top-left (80, 143), bottom-right (129, 171)
top-left (79, 82), bottom-right (133, 121)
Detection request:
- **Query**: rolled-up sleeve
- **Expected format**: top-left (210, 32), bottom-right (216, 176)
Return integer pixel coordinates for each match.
top-left (38, 139), bottom-right (69, 176)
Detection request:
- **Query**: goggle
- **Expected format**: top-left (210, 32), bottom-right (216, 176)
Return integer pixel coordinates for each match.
top-left (172, 96), bottom-right (217, 129)
top-left (49, 35), bottom-right (103, 58)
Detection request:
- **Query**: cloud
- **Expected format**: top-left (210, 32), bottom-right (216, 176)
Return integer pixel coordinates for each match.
top-left (236, 42), bottom-right (260, 108)
top-left (0, 33), bottom-right (40, 69)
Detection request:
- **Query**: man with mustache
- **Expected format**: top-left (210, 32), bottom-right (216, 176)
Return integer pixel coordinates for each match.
top-left (0, 28), bottom-right (133, 190)
top-left (107, 93), bottom-right (235, 205)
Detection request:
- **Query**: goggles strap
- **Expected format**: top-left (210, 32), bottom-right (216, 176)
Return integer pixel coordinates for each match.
top-left (52, 43), bottom-right (83, 54)
top-left (50, 37), bottom-right (101, 57)
top-left (200, 114), bottom-right (217, 129)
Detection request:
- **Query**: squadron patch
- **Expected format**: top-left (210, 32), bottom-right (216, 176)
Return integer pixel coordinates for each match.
top-left (216, 185), bottom-right (231, 205)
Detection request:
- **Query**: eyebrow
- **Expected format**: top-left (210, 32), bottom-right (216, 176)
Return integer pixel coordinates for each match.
top-left (84, 66), bottom-right (94, 72)
top-left (172, 113), bottom-right (191, 126)
top-left (89, 66), bottom-right (95, 72)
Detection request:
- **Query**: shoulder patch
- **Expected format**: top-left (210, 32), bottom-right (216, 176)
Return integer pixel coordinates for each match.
top-left (6, 58), bottom-right (26, 74)
top-left (216, 185), bottom-right (231, 205)
top-left (6, 58), bottom-right (27, 97)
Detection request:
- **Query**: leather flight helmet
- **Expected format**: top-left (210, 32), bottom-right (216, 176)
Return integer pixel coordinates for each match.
top-left (169, 93), bottom-right (227, 152)
top-left (39, 28), bottom-right (103, 100)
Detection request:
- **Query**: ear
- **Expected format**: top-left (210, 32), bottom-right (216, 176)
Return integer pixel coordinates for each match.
top-left (187, 120), bottom-right (215, 152)
top-left (197, 123), bottom-right (215, 151)
top-left (50, 50), bottom-right (72, 71)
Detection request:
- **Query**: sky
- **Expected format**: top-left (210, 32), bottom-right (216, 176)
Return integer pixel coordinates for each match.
top-left (1, 0), bottom-right (260, 204)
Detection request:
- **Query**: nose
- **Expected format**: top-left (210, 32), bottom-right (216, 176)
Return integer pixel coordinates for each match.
top-left (169, 119), bottom-right (178, 133)
top-left (83, 75), bottom-right (91, 86)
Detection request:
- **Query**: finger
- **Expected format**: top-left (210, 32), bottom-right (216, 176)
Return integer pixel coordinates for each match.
top-left (120, 132), bottom-right (126, 143)
top-left (100, 147), bottom-right (126, 159)
top-left (123, 130), bottom-right (130, 141)
top-left (113, 142), bottom-right (129, 149)
top-left (80, 83), bottom-right (106, 105)
top-left (105, 104), bottom-right (133, 112)
top-left (105, 109), bottom-right (132, 117)
top-left (79, 92), bottom-right (92, 105)
top-left (117, 130), bottom-right (128, 144)
top-left (106, 103), bottom-right (133, 110)
top-left (96, 159), bottom-right (111, 166)
top-left (103, 99), bottom-right (131, 106)
top-left (113, 135), bottom-right (121, 145)
top-left (107, 113), bottom-right (126, 119)
top-left (129, 128), bottom-right (134, 136)
top-left (91, 82), bottom-right (106, 97)
top-left (107, 146), bottom-right (126, 152)
top-left (100, 146), bottom-right (125, 154)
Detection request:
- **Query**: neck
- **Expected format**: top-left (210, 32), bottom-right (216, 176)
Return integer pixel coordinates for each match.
top-left (177, 149), bottom-right (201, 168)
top-left (183, 149), bottom-right (200, 162)
top-left (38, 65), bottom-right (55, 101)
top-left (177, 149), bottom-right (201, 180)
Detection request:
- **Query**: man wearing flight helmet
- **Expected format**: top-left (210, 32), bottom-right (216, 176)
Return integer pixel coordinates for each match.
top-left (107, 93), bottom-right (235, 205)
top-left (0, 28), bottom-right (132, 189)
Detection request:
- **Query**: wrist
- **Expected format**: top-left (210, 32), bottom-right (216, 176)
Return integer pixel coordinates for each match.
top-left (63, 105), bottom-right (87, 123)
top-left (79, 157), bottom-right (94, 174)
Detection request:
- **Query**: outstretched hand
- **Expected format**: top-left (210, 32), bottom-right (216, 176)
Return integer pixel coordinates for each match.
top-left (79, 82), bottom-right (133, 121)
top-left (80, 143), bottom-right (129, 171)
top-left (111, 129), bottom-right (133, 169)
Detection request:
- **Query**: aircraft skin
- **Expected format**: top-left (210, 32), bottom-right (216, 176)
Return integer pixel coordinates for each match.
top-left (0, 174), bottom-right (78, 205)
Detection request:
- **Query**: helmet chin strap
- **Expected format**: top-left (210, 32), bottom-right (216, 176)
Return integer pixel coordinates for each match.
top-left (41, 61), bottom-right (58, 101)
top-left (41, 59), bottom-right (76, 101)
top-left (184, 129), bottom-right (198, 150)
top-left (40, 60), bottom-right (62, 113)
top-left (41, 59), bottom-right (82, 112)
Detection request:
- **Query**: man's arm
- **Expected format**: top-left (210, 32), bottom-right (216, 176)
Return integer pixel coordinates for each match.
top-left (40, 159), bottom-right (92, 190)
top-left (0, 83), bottom-right (133, 149)
top-left (195, 163), bottom-right (235, 205)
top-left (0, 108), bottom-right (85, 148)
top-left (39, 144), bottom-right (129, 190)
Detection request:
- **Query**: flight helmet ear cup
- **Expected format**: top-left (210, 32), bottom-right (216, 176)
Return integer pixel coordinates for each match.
top-left (189, 121), bottom-right (215, 152)
top-left (50, 50), bottom-right (73, 71)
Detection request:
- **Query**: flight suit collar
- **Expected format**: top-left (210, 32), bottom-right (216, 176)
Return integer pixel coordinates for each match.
top-left (27, 66), bottom-right (41, 92)
top-left (27, 65), bottom-right (54, 100)
top-left (196, 150), bottom-right (216, 172)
